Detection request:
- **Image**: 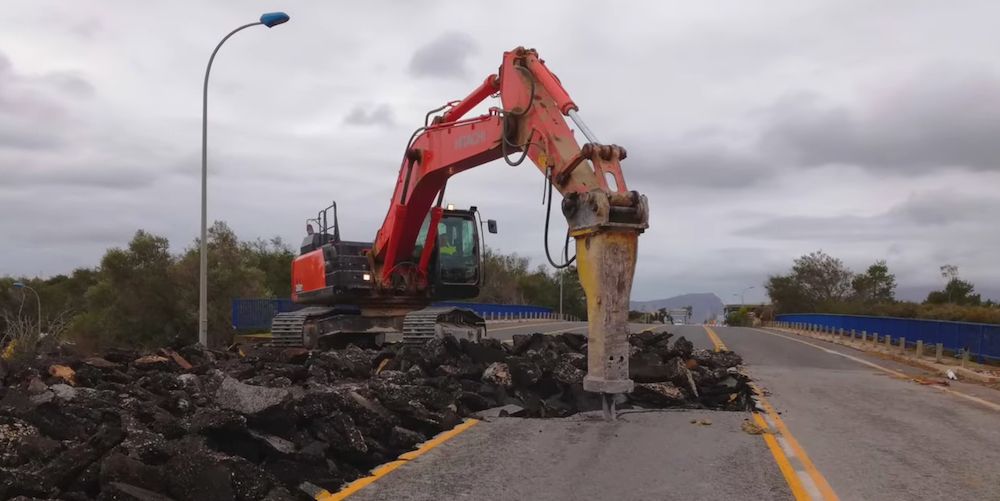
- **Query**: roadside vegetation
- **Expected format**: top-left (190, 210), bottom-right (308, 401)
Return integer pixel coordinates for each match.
top-left (766, 251), bottom-right (1000, 324)
top-left (1, 224), bottom-right (586, 353)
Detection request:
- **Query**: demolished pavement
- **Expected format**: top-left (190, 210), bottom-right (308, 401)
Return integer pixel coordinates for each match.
top-left (0, 329), bottom-right (752, 500)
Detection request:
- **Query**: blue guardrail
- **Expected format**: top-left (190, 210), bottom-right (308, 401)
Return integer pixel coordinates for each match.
top-left (232, 298), bottom-right (555, 331)
top-left (775, 313), bottom-right (1000, 362)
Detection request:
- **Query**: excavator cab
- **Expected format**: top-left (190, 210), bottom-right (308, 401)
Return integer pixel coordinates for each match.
top-left (412, 208), bottom-right (483, 300)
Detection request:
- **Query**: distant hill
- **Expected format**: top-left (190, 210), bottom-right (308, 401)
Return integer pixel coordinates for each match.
top-left (630, 293), bottom-right (725, 323)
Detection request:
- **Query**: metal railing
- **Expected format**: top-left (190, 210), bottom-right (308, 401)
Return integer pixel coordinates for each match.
top-left (774, 313), bottom-right (1000, 361)
top-left (232, 298), bottom-right (568, 331)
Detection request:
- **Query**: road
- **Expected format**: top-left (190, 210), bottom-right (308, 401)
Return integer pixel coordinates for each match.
top-left (344, 324), bottom-right (1000, 501)
top-left (722, 325), bottom-right (1000, 500)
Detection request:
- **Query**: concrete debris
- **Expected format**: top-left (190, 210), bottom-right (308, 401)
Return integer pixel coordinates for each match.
top-left (26, 378), bottom-right (47, 395)
top-left (631, 382), bottom-right (686, 406)
top-left (49, 383), bottom-right (78, 401)
top-left (473, 404), bottom-right (526, 418)
top-left (0, 328), bottom-right (751, 499)
top-left (215, 377), bottom-right (291, 416)
top-left (83, 357), bottom-right (120, 369)
top-left (741, 420), bottom-right (767, 435)
top-left (482, 362), bottom-right (512, 387)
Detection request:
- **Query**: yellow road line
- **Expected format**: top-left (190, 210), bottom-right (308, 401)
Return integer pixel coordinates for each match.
top-left (705, 326), bottom-right (839, 501)
top-left (751, 383), bottom-right (840, 501)
top-left (314, 419), bottom-right (479, 500)
top-left (703, 325), bottom-right (728, 352)
top-left (754, 327), bottom-right (1000, 413)
top-left (753, 412), bottom-right (810, 501)
top-left (397, 419), bottom-right (479, 460)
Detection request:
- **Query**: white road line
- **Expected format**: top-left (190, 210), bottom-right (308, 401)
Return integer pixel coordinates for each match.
top-left (759, 399), bottom-right (825, 500)
top-left (750, 327), bottom-right (1000, 413)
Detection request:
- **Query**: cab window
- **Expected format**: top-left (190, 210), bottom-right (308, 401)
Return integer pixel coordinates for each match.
top-left (437, 216), bottom-right (478, 284)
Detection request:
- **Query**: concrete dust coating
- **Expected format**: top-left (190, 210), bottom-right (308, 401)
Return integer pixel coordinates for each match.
top-left (718, 326), bottom-right (1000, 501)
top-left (351, 325), bottom-right (790, 501)
top-left (351, 411), bottom-right (789, 501)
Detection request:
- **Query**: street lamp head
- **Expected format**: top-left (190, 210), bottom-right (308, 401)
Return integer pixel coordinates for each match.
top-left (12, 282), bottom-right (25, 289)
top-left (260, 12), bottom-right (290, 28)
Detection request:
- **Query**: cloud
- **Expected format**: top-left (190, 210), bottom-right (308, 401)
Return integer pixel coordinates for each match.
top-left (1, 159), bottom-right (159, 190)
top-left (759, 66), bottom-right (1000, 173)
top-left (343, 103), bottom-right (395, 127)
top-left (888, 193), bottom-right (1000, 226)
top-left (0, 50), bottom-right (95, 152)
top-left (736, 191), bottom-right (1000, 241)
top-left (408, 32), bottom-right (477, 79)
top-left (1, 2), bottom-right (1000, 304)
top-left (628, 143), bottom-right (772, 190)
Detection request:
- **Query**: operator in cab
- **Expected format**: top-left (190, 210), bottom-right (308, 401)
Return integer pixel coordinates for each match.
top-left (439, 232), bottom-right (457, 256)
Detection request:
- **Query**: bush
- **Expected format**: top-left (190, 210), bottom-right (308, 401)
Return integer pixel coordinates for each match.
top-left (1, 312), bottom-right (41, 370)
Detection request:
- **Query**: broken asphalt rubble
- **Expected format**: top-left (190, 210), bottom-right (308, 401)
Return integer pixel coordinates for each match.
top-left (0, 329), bottom-right (751, 500)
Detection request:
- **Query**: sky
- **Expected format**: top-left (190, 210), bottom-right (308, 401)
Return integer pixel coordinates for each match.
top-left (2, 1), bottom-right (1000, 303)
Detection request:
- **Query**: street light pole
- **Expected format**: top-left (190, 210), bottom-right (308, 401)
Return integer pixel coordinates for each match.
top-left (12, 282), bottom-right (41, 338)
top-left (199, 12), bottom-right (289, 347)
top-left (559, 269), bottom-right (564, 320)
top-left (740, 285), bottom-right (755, 306)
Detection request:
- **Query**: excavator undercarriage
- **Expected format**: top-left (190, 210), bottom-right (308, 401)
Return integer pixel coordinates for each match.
top-left (271, 305), bottom-right (485, 349)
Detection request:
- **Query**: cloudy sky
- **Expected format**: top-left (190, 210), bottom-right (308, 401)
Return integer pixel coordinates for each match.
top-left (2, 1), bottom-right (999, 303)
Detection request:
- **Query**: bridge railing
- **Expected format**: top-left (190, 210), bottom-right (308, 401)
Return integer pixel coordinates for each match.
top-left (774, 313), bottom-right (1000, 361)
top-left (231, 298), bottom-right (564, 331)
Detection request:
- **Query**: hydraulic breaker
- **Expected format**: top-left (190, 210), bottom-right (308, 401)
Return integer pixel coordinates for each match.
top-left (563, 189), bottom-right (648, 419)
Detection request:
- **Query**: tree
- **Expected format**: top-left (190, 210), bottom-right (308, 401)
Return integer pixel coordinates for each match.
top-left (70, 230), bottom-right (183, 349)
top-left (940, 264), bottom-right (959, 282)
top-left (245, 237), bottom-right (295, 297)
top-left (174, 222), bottom-right (267, 347)
top-left (851, 260), bottom-right (896, 303)
top-left (554, 266), bottom-right (587, 321)
top-left (726, 306), bottom-right (750, 326)
top-left (475, 248), bottom-right (586, 320)
top-left (792, 251), bottom-right (853, 305)
top-left (477, 248), bottom-right (531, 304)
top-left (926, 278), bottom-right (981, 306)
top-left (766, 250), bottom-right (853, 313)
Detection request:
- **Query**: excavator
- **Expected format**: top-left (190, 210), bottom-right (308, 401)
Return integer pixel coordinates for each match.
top-left (272, 47), bottom-right (648, 409)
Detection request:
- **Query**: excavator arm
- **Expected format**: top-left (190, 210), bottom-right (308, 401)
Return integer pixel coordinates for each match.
top-left (373, 47), bottom-right (649, 399)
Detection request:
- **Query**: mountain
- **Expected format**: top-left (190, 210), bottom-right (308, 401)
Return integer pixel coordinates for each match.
top-left (630, 293), bottom-right (725, 323)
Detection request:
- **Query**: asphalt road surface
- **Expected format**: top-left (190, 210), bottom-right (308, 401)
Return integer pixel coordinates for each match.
top-left (720, 325), bottom-right (1000, 501)
top-left (346, 324), bottom-right (1000, 501)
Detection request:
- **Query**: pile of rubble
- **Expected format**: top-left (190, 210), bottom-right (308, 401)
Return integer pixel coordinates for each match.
top-left (0, 330), bottom-right (750, 500)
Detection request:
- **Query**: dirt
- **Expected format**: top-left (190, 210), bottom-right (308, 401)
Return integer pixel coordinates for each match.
top-left (0, 329), bottom-right (752, 500)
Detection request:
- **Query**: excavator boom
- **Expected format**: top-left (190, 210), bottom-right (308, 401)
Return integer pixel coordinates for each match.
top-left (372, 47), bottom-right (649, 398)
top-left (283, 47), bottom-right (648, 407)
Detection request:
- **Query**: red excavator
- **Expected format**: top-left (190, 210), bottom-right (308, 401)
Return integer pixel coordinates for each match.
top-left (272, 47), bottom-right (648, 400)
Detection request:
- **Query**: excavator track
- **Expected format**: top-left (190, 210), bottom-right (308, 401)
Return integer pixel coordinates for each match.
top-left (402, 306), bottom-right (486, 344)
top-left (270, 306), bottom-right (336, 347)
